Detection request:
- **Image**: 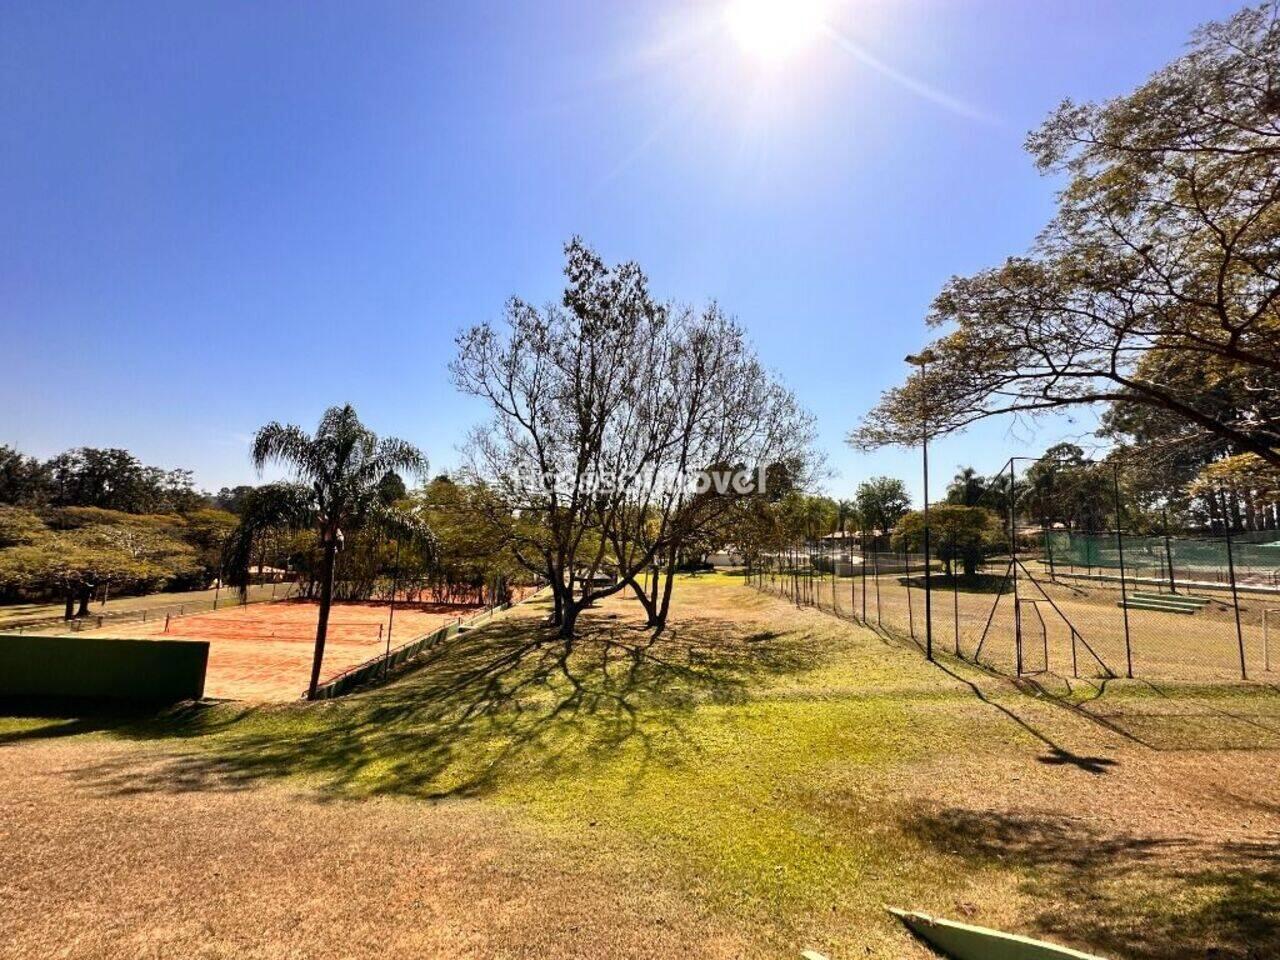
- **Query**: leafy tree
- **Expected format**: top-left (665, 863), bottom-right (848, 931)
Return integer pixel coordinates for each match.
top-left (1188, 452), bottom-right (1280, 532)
top-left (223, 405), bottom-right (431, 699)
top-left (0, 510), bottom-right (198, 615)
top-left (853, 4), bottom-right (1280, 469)
top-left (0, 446), bottom-right (52, 505)
top-left (854, 477), bottom-right (911, 546)
top-left (836, 498), bottom-right (859, 535)
top-left (179, 508), bottom-right (241, 585)
top-left (410, 476), bottom-right (522, 604)
top-left (0, 506), bottom-right (46, 547)
top-left (1100, 345), bottom-right (1280, 527)
top-left (377, 471), bottom-right (407, 505)
top-left (41, 447), bottom-right (201, 513)
top-left (945, 466), bottom-right (989, 507)
top-left (212, 485), bottom-right (257, 515)
top-left (1019, 444), bottom-right (1111, 532)
top-left (893, 505), bottom-right (1002, 578)
top-left (774, 493), bottom-right (839, 541)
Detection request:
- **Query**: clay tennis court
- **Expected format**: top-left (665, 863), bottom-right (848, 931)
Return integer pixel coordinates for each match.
top-left (95, 599), bottom-right (478, 701)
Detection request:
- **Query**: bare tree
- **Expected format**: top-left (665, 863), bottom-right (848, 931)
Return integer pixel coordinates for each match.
top-left (452, 239), bottom-right (813, 639)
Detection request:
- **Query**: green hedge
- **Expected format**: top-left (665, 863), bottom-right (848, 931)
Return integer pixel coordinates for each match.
top-left (0, 634), bottom-right (208, 703)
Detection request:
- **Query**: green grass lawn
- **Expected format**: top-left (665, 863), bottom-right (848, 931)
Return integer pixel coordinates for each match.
top-left (5, 574), bottom-right (1280, 958)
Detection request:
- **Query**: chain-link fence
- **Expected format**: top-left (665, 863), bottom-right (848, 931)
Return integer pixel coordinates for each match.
top-left (311, 584), bottom-right (548, 699)
top-left (746, 457), bottom-right (1280, 683)
top-left (9, 581), bottom-right (300, 636)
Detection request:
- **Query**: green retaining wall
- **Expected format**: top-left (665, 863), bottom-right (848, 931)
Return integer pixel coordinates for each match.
top-left (0, 633), bottom-right (208, 703)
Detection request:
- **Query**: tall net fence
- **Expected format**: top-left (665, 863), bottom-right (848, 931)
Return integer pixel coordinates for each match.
top-left (747, 457), bottom-right (1280, 683)
top-left (9, 580), bottom-right (300, 635)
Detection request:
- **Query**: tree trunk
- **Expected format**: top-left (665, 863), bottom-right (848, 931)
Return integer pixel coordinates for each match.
top-left (557, 599), bottom-right (580, 639)
top-left (626, 575), bottom-right (661, 625)
top-left (548, 571), bottom-right (566, 626)
top-left (1205, 492), bottom-right (1222, 533)
top-left (307, 539), bottom-right (339, 701)
top-left (64, 591), bottom-right (75, 620)
top-left (653, 544), bottom-right (679, 633)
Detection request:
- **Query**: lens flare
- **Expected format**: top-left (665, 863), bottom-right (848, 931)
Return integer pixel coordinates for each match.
top-left (724, 0), bottom-right (828, 64)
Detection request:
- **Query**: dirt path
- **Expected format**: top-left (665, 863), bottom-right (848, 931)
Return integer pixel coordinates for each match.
top-left (0, 736), bottom-right (754, 960)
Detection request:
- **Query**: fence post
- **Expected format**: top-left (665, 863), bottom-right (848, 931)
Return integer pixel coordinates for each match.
top-left (808, 540), bottom-right (815, 606)
top-left (904, 546), bottom-right (916, 640)
top-left (860, 527), bottom-right (867, 623)
top-left (1224, 528), bottom-right (1248, 681)
top-left (952, 532), bottom-right (960, 657)
top-left (1162, 506), bottom-right (1178, 595)
top-left (873, 543), bottom-right (882, 627)
top-left (1113, 462), bottom-right (1134, 679)
top-left (1010, 459), bottom-right (1022, 676)
top-left (848, 539), bottom-right (855, 620)
top-left (384, 539), bottom-right (401, 680)
top-left (833, 541), bottom-right (839, 613)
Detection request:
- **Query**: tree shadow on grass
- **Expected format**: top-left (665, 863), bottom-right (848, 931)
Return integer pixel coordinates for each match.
top-left (1022, 675), bottom-right (1280, 752)
top-left (930, 659), bottom-right (1122, 775)
top-left (60, 612), bottom-right (823, 803)
top-left (904, 805), bottom-right (1280, 960)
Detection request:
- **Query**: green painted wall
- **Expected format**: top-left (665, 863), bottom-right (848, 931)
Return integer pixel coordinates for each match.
top-left (0, 634), bottom-right (208, 703)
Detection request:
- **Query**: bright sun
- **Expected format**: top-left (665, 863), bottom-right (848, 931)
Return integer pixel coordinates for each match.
top-left (724, 0), bottom-right (828, 63)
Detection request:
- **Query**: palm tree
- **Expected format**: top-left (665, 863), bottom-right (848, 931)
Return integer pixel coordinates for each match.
top-left (225, 404), bottom-right (430, 699)
top-left (836, 498), bottom-right (858, 536)
top-left (947, 466), bottom-right (987, 507)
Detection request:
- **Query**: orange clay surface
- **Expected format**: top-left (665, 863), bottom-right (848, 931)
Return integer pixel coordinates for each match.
top-left (95, 599), bottom-right (479, 701)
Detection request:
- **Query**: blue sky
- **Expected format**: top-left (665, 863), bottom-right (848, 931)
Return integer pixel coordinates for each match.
top-left (0, 0), bottom-right (1243, 502)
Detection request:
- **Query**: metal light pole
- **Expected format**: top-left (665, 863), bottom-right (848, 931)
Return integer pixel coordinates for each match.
top-left (905, 349), bottom-right (937, 661)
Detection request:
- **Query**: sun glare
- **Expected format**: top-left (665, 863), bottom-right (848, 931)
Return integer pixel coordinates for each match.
top-left (724, 0), bottom-right (828, 64)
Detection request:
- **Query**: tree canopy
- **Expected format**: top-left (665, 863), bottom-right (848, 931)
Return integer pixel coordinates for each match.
top-left (854, 477), bottom-right (911, 538)
top-left (0, 444), bottom-right (204, 513)
top-left (893, 505), bottom-right (1002, 578)
top-left (853, 3), bottom-right (1280, 470)
top-left (0, 507), bottom-right (201, 614)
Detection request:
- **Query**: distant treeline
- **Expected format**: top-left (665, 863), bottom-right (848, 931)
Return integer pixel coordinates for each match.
top-left (0, 444), bottom-right (530, 617)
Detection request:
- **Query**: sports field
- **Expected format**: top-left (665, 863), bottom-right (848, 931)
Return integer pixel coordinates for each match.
top-left (94, 599), bottom-right (478, 700)
top-left (766, 565), bottom-right (1280, 682)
